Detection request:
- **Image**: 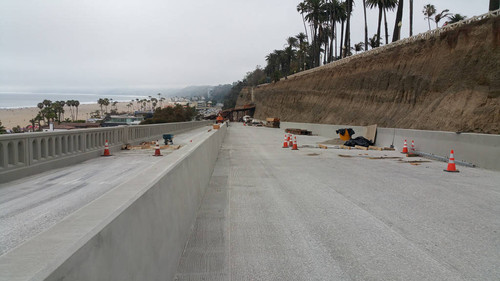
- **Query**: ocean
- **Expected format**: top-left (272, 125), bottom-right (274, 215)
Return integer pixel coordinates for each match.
top-left (0, 92), bottom-right (150, 109)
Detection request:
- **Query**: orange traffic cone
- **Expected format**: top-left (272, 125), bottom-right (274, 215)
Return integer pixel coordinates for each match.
top-left (153, 141), bottom-right (162, 156)
top-left (411, 140), bottom-right (415, 152)
top-left (444, 149), bottom-right (459, 172)
top-left (282, 134), bottom-right (289, 148)
top-left (402, 139), bottom-right (408, 154)
top-left (102, 139), bottom-right (111, 156)
top-left (291, 136), bottom-right (298, 150)
top-left (288, 134), bottom-right (293, 147)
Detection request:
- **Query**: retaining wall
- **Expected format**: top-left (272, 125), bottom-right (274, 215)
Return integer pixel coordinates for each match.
top-left (0, 122), bottom-right (227, 281)
top-left (281, 122), bottom-right (500, 171)
top-left (0, 120), bottom-right (212, 183)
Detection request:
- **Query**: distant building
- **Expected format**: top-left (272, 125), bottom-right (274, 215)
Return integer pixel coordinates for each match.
top-left (102, 115), bottom-right (144, 127)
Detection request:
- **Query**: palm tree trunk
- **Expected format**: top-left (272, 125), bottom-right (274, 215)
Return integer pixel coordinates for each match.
top-left (384, 8), bottom-right (389, 44)
top-left (340, 20), bottom-right (345, 58)
top-left (376, 7), bottom-right (382, 47)
top-left (410, 0), bottom-right (413, 36)
top-left (363, 0), bottom-right (368, 50)
top-left (301, 14), bottom-right (309, 43)
top-left (490, 0), bottom-right (499, 11)
top-left (329, 22), bottom-right (334, 62)
top-left (392, 0), bottom-right (404, 42)
top-left (344, 0), bottom-right (352, 58)
top-left (334, 23), bottom-right (338, 59)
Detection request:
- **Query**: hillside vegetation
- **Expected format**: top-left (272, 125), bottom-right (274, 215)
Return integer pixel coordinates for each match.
top-left (237, 17), bottom-right (500, 134)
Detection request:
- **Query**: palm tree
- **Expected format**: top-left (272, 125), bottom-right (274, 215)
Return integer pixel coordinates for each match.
top-left (324, 0), bottom-right (343, 61)
top-left (409, 0), bottom-right (414, 36)
top-left (35, 114), bottom-right (43, 130)
top-left (0, 121), bottom-right (6, 134)
top-left (66, 100), bottom-right (73, 120)
top-left (284, 36), bottom-right (299, 75)
top-left (303, 0), bottom-right (324, 67)
top-left (29, 118), bottom-right (36, 132)
top-left (297, 2), bottom-right (310, 43)
top-left (98, 98), bottom-right (104, 115)
top-left (448, 14), bottom-right (467, 24)
top-left (362, 0), bottom-right (368, 50)
top-left (423, 4), bottom-right (436, 30)
top-left (435, 9), bottom-right (451, 28)
top-left (366, 0), bottom-right (383, 47)
top-left (42, 99), bottom-right (52, 108)
top-left (295, 32), bottom-right (308, 70)
top-left (338, 0), bottom-right (348, 57)
top-left (382, 0), bottom-right (397, 44)
top-left (103, 98), bottom-right (110, 113)
top-left (490, 0), bottom-right (499, 11)
top-left (368, 33), bottom-right (380, 48)
top-left (392, 0), bottom-right (404, 42)
top-left (74, 100), bottom-right (80, 121)
top-left (354, 42), bottom-right (364, 53)
top-left (53, 101), bottom-right (65, 123)
top-left (343, 0), bottom-right (354, 58)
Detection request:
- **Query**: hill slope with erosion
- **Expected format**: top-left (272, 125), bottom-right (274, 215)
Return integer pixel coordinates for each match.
top-left (237, 16), bottom-right (500, 134)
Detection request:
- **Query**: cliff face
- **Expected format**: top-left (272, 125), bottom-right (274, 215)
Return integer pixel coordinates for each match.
top-left (238, 17), bottom-right (500, 134)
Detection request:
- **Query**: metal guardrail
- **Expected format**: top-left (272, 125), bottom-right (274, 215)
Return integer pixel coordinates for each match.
top-left (287, 9), bottom-right (500, 79)
top-left (0, 121), bottom-right (212, 173)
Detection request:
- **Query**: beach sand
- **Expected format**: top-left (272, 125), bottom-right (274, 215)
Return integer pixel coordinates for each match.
top-left (0, 102), bottom-right (133, 130)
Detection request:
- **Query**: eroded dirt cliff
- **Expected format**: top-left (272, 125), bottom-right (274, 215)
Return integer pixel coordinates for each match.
top-left (238, 17), bottom-right (500, 134)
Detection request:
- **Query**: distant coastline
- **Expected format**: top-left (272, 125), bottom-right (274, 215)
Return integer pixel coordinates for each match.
top-left (0, 92), bottom-right (149, 109)
top-left (0, 102), bottom-right (132, 130)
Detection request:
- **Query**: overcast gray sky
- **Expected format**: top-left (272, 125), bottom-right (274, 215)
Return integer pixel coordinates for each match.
top-left (0, 0), bottom-right (490, 92)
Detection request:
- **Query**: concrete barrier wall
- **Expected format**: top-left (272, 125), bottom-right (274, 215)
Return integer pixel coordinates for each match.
top-left (0, 120), bottom-right (212, 183)
top-left (281, 122), bottom-right (500, 171)
top-left (0, 123), bottom-right (227, 281)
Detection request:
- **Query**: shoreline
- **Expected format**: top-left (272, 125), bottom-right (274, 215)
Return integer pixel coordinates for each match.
top-left (0, 102), bottom-right (134, 130)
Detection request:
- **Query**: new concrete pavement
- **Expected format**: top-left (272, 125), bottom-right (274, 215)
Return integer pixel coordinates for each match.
top-left (0, 126), bottom-right (212, 256)
top-left (175, 123), bottom-right (500, 281)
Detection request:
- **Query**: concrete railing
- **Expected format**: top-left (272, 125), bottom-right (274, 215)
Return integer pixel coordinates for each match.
top-left (0, 123), bottom-right (227, 281)
top-left (286, 9), bottom-right (500, 80)
top-left (0, 120), bottom-right (213, 183)
top-left (281, 122), bottom-right (500, 171)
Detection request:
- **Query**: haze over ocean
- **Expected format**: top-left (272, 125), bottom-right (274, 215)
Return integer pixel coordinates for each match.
top-left (0, 92), bottom-right (149, 109)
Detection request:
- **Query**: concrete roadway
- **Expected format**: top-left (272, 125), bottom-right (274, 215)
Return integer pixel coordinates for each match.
top-left (175, 123), bottom-right (500, 281)
top-left (0, 126), bottom-right (212, 256)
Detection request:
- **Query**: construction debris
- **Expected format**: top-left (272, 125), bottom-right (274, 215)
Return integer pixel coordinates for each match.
top-left (121, 144), bottom-right (181, 150)
top-left (368, 156), bottom-right (403, 160)
top-left (285, 128), bottom-right (312, 135)
top-left (355, 145), bottom-right (369, 150)
top-left (363, 124), bottom-right (377, 143)
top-left (336, 128), bottom-right (355, 141)
top-left (266, 118), bottom-right (280, 128)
